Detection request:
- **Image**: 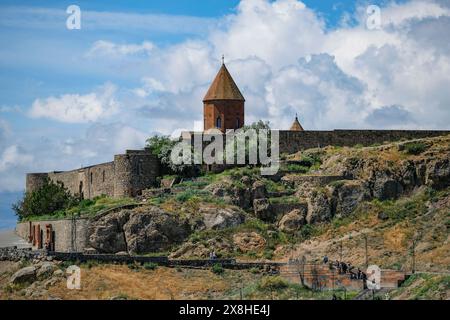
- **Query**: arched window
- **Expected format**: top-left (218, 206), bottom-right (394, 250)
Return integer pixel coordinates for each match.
top-left (236, 118), bottom-right (240, 128)
top-left (216, 116), bottom-right (222, 129)
top-left (90, 172), bottom-right (93, 184)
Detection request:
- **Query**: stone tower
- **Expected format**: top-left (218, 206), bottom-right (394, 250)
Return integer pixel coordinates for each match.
top-left (203, 62), bottom-right (245, 132)
top-left (290, 115), bottom-right (304, 131)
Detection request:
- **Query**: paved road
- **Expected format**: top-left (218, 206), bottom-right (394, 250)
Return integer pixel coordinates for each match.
top-left (0, 229), bottom-right (31, 249)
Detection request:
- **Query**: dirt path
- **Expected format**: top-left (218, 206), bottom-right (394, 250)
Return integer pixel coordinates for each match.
top-left (0, 230), bottom-right (31, 249)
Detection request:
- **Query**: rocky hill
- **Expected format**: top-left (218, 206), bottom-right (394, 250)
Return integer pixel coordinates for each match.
top-left (87, 135), bottom-right (449, 272)
top-left (2, 134), bottom-right (448, 300)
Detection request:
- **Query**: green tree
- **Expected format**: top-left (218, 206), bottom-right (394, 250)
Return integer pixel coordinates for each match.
top-left (146, 135), bottom-right (175, 157)
top-left (12, 178), bottom-right (79, 220)
top-left (146, 134), bottom-right (199, 177)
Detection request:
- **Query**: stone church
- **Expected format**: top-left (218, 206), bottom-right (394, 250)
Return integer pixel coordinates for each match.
top-left (25, 61), bottom-right (449, 199)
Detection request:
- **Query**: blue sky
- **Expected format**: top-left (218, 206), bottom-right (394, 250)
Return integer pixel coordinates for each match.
top-left (0, 0), bottom-right (449, 230)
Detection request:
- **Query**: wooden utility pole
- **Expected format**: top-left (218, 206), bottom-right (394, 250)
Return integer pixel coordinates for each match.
top-left (364, 234), bottom-right (369, 268)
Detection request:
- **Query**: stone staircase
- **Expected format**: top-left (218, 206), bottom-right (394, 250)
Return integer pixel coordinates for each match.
top-left (280, 262), bottom-right (365, 291)
top-left (280, 262), bottom-right (409, 293)
top-left (380, 269), bottom-right (409, 289)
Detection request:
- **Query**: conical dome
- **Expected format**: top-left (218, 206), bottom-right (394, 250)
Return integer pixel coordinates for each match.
top-left (203, 63), bottom-right (245, 102)
top-left (290, 115), bottom-right (304, 131)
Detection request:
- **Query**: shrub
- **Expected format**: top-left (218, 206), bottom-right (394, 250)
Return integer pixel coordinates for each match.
top-left (12, 178), bottom-right (79, 220)
top-left (285, 164), bottom-right (309, 173)
top-left (329, 180), bottom-right (346, 188)
top-left (298, 224), bottom-right (316, 239)
top-left (143, 262), bottom-right (158, 271)
top-left (298, 156), bottom-right (315, 167)
top-left (403, 142), bottom-right (427, 155)
top-left (211, 263), bottom-right (224, 275)
top-left (250, 267), bottom-right (261, 274)
top-left (258, 276), bottom-right (288, 291)
top-left (263, 250), bottom-right (274, 260)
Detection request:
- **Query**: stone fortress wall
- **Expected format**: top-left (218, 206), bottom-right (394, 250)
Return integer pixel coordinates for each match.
top-left (16, 218), bottom-right (89, 252)
top-left (188, 129), bottom-right (450, 155)
top-left (26, 149), bottom-right (160, 199)
top-left (19, 129), bottom-right (449, 253)
top-left (26, 130), bottom-right (450, 201)
top-left (277, 129), bottom-right (450, 154)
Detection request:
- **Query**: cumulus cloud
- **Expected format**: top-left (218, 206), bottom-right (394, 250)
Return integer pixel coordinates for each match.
top-left (365, 105), bottom-right (416, 128)
top-left (0, 145), bottom-right (34, 191)
top-left (11, 0), bottom-right (450, 192)
top-left (86, 0), bottom-right (449, 131)
top-left (29, 83), bottom-right (119, 123)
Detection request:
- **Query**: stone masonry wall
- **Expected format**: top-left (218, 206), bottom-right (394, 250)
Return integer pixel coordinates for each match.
top-left (113, 150), bottom-right (160, 197)
top-left (278, 130), bottom-right (450, 154)
top-left (16, 218), bottom-right (89, 252)
top-left (185, 130), bottom-right (449, 156)
top-left (26, 150), bottom-right (160, 199)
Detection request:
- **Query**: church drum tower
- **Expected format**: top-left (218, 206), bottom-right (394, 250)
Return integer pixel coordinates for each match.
top-left (203, 62), bottom-right (245, 132)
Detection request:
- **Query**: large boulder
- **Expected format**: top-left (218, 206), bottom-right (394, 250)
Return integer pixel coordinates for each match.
top-left (332, 181), bottom-right (370, 218)
top-left (372, 170), bottom-right (403, 200)
top-left (232, 187), bottom-right (252, 209)
top-left (425, 158), bottom-right (450, 189)
top-left (252, 181), bottom-right (267, 199)
top-left (169, 237), bottom-right (233, 259)
top-left (10, 266), bottom-right (37, 284)
top-left (253, 198), bottom-right (272, 221)
top-left (400, 160), bottom-right (419, 190)
top-left (36, 262), bottom-right (55, 280)
top-left (232, 232), bottom-right (266, 253)
top-left (306, 190), bottom-right (333, 224)
top-left (123, 207), bottom-right (191, 255)
top-left (278, 209), bottom-right (306, 233)
top-left (88, 210), bottom-right (130, 253)
top-left (199, 205), bottom-right (245, 230)
top-left (89, 206), bottom-right (191, 255)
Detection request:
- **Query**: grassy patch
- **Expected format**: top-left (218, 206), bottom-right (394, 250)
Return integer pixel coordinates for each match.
top-left (23, 195), bottom-right (137, 221)
top-left (402, 142), bottom-right (428, 155)
top-left (282, 164), bottom-right (310, 174)
top-left (371, 189), bottom-right (430, 221)
top-left (269, 196), bottom-right (300, 204)
top-left (211, 263), bottom-right (225, 275)
top-left (391, 273), bottom-right (450, 300)
top-left (143, 262), bottom-right (158, 271)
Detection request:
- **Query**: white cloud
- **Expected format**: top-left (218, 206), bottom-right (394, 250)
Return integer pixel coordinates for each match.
top-left (10, 0), bottom-right (450, 192)
top-left (29, 83), bottom-right (119, 123)
top-left (380, 0), bottom-right (450, 27)
top-left (86, 40), bottom-right (155, 58)
top-left (0, 145), bottom-right (33, 172)
top-left (0, 6), bottom-right (217, 35)
top-left (113, 0), bottom-right (450, 130)
top-left (0, 145), bottom-right (34, 191)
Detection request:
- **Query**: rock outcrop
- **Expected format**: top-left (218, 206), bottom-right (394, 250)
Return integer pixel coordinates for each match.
top-left (88, 204), bottom-right (245, 255)
top-left (278, 209), bottom-right (307, 233)
top-left (232, 232), bottom-right (266, 253)
top-left (199, 206), bottom-right (245, 230)
top-left (89, 206), bottom-right (190, 254)
top-left (10, 266), bottom-right (37, 284)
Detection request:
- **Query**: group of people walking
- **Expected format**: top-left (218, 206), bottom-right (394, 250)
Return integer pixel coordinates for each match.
top-left (323, 256), bottom-right (367, 280)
